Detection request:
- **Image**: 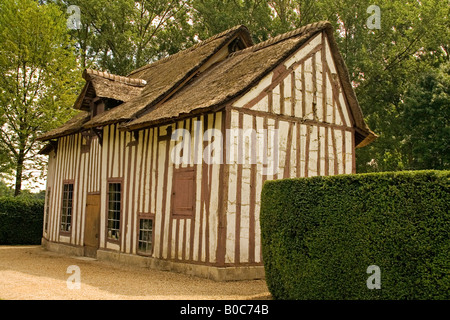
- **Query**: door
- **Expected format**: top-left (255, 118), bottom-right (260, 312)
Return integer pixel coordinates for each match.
top-left (84, 194), bottom-right (100, 258)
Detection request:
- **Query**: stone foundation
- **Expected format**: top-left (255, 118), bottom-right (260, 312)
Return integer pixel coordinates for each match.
top-left (41, 238), bottom-right (265, 281)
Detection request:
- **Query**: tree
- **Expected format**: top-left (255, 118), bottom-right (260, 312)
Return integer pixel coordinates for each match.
top-left (0, 0), bottom-right (81, 195)
top-left (0, 138), bottom-right (12, 178)
top-left (54, 0), bottom-right (195, 75)
top-left (267, 0), bottom-right (326, 35)
top-left (308, 0), bottom-right (450, 172)
top-left (191, 0), bottom-right (273, 43)
top-left (401, 62), bottom-right (450, 170)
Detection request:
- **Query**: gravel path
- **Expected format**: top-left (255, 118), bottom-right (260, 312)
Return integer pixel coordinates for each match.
top-left (0, 245), bottom-right (270, 300)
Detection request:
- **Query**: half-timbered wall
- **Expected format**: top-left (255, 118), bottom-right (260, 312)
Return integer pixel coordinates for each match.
top-left (43, 134), bottom-right (102, 246)
top-left (99, 112), bottom-right (224, 264)
top-left (224, 31), bottom-right (356, 265)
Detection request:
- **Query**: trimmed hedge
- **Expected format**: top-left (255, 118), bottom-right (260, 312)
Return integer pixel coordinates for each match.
top-left (0, 196), bottom-right (44, 245)
top-left (260, 170), bottom-right (449, 300)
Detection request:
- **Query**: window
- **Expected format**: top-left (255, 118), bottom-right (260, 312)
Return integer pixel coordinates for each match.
top-left (104, 98), bottom-right (122, 111)
top-left (92, 101), bottom-right (104, 117)
top-left (107, 182), bottom-right (121, 241)
top-left (172, 167), bottom-right (195, 217)
top-left (60, 183), bottom-right (73, 233)
top-left (138, 218), bottom-right (153, 255)
top-left (44, 188), bottom-right (51, 233)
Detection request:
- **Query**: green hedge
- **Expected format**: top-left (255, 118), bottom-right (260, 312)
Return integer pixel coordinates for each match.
top-left (260, 170), bottom-right (449, 300)
top-left (0, 196), bottom-right (44, 245)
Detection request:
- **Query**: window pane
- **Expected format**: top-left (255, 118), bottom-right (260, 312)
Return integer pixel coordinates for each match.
top-left (107, 183), bottom-right (121, 241)
top-left (138, 219), bottom-right (153, 254)
top-left (60, 183), bottom-right (73, 233)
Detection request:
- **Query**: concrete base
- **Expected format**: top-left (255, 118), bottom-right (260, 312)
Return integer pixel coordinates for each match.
top-left (41, 237), bottom-right (84, 256)
top-left (41, 238), bottom-right (265, 281)
top-left (96, 249), bottom-right (265, 281)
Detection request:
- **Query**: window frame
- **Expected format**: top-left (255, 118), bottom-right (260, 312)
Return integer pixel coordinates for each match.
top-left (106, 179), bottom-right (122, 244)
top-left (60, 181), bottom-right (74, 236)
top-left (136, 213), bottom-right (155, 256)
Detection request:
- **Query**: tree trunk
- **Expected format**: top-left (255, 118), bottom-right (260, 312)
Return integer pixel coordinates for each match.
top-left (14, 149), bottom-right (25, 196)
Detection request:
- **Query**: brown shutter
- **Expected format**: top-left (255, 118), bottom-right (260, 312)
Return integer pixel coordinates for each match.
top-left (172, 167), bottom-right (195, 216)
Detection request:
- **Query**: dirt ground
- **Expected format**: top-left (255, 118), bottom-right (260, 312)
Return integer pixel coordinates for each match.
top-left (0, 245), bottom-right (270, 300)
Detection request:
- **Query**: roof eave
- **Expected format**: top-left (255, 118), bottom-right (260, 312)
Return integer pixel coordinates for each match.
top-left (322, 26), bottom-right (373, 139)
top-left (36, 127), bottom-right (83, 142)
top-left (356, 130), bottom-right (378, 148)
top-left (122, 104), bottom-right (228, 132)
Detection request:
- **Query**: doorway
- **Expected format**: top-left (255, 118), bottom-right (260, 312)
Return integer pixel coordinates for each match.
top-left (84, 193), bottom-right (100, 258)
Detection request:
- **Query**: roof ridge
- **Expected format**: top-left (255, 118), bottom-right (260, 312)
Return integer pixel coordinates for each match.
top-left (127, 24), bottom-right (250, 77)
top-left (229, 21), bottom-right (331, 58)
top-left (84, 69), bottom-right (147, 87)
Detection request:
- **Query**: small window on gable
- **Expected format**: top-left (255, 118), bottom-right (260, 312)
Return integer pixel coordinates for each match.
top-left (93, 101), bottom-right (104, 117)
top-left (104, 98), bottom-right (122, 111)
top-left (90, 98), bottom-right (121, 119)
top-left (228, 37), bottom-right (246, 53)
top-left (172, 167), bottom-right (195, 217)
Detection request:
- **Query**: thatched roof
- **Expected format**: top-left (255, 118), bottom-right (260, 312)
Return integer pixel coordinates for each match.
top-left (82, 24), bottom-right (253, 129)
top-left (73, 69), bottom-right (146, 111)
top-left (38, 22), bottom-right (376, 147)
top-left (125, 22), bottom-right (330, 128)
top-left (123, 21), bottom-right (375, 146)
top-left (37, 111), bottom-right (90, 141)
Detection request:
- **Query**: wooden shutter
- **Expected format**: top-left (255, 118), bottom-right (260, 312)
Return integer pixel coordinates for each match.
top-left (172, 167), bottom-right (195, 216)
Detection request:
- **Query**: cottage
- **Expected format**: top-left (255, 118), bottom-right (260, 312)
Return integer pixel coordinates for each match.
top-left (38, 21), bottom-right (376, 280)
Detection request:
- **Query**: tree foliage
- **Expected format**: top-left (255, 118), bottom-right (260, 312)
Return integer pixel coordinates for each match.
top-left (401, 63), bottom-right (450, 170)
top-left (191, 0), bottom-right (273, 43)
top-left (55, 0), bottom-right (195, 75)
top-left (344, 0), bottom-right (450, 172)
top-left (0, 0), bottom-right (81, 195)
